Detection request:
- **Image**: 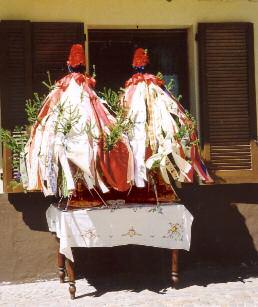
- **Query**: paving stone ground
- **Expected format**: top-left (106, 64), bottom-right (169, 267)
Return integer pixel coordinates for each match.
top-left (1, 265), bottom-right (258, 306)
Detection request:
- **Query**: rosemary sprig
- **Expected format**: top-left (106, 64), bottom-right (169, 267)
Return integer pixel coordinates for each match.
top-left (104, 110), bottom-right (133, 151)
top-left (25, 93), bottom-right (46, 126)
top-left (25, 71), bottom-right (55, 126)
top-left (0, 126), bottom-right (28, 171)
top-left (55, 102), bottom-right (81, 136)
top-left (42, 71), bottom-right (55, 91)
top-left (99, 87), bottom-right (124, 115)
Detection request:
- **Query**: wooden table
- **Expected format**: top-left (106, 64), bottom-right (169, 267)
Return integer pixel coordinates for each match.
top-left (46, 203), bottom-right (193, 299)
top-left (55, 239), bottom-right (179, 299)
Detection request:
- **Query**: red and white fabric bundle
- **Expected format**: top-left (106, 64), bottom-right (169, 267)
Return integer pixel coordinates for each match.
top-left (23, 72), bottom-right (134, 196)
top-left (121, 48), bottom-right (213, 187)
top-left (22, 45), bottom-right (134, 197)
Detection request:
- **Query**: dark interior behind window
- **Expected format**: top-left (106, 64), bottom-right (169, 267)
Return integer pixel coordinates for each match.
top-left (88, 29), bottom-right (190, 110)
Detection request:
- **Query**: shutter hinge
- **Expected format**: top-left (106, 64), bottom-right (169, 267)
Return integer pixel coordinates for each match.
top-left (83, 33), bottom-right (86, 42)
top-left (195, 32), bottom-right (199, 42)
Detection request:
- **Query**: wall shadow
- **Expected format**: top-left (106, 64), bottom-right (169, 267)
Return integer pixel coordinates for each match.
top-left (178, 263), bottom-right (258, 289)
top-left (72, 245), bottom-right (171, 295)
top-left (8, 192), bottom-right (55, 231)
top-left (179, 183), bottom-right (258, 265)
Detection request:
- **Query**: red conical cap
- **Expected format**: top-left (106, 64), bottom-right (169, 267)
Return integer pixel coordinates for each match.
top-left (67, 44), bottom-right (86, 67)
top-left (132, 48), bottom-right (149, 68)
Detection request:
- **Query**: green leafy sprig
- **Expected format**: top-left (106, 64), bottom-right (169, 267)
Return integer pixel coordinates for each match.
top-left (175, 110), bottom-right (199, 146)
top-left (84, 121), bottom-right (99, 141)
top-left (98, 87), bottom-right (134, 151)
top-left (25, 92), bottom-right (46, 125)
top-left (0, 126), bottom-right (27, 171)
top-left (104, 110), bottom-right (133, 151)
top-left (99, 87), bottom-right (124, 115)
top-left (55, 102), bottom-right (81, 136)
top-left (91, 64), bottom-right (96, 79)
top-left (42, 71), bottom-right (55, 91)
top-left (156, 72), bottom-right (182, 101)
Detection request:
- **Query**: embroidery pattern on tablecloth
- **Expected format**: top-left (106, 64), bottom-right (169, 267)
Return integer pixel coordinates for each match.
top-left (163, 222), bottom-right (183, 241)
top-left (82, 228), bottom-right (98, 239)
top-left (122, 226), bottom-right (142, 238)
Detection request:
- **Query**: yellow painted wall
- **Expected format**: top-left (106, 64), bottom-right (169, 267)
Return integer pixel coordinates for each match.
top-left (0, 0), bottom-right (258, 190)
top-left (0, 0), bottom-right (258, 26)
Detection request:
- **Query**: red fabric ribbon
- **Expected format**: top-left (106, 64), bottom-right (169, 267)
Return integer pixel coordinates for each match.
top-left (88, 96), bottom-right (131, 192)
top-left (56, 73), bottom-right (96, 91)
top-left (97, 139), bottom-right (131, 192)
top-left (125, 73), bottom-right (164, 88)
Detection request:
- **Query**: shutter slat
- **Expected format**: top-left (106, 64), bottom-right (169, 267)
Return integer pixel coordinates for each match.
top-left (208, 100), bottom-right (247, 104)
top-left (211, 153), bottom-right (251, 158)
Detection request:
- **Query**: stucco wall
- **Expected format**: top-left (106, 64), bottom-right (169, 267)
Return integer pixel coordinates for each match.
top-left (0, 194), bottom-right (57, 282)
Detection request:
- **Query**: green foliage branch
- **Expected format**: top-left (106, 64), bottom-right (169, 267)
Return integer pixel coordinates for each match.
top-left (99, 87), bottom-right (133, 151)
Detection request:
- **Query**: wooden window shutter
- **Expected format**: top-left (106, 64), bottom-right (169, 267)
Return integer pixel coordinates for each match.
top-left (0, 20), bottom-right (32, 130)
top-left (0, 21), bottom-right (84, 192)
top-left (31, 22), bottom-right (85, 94)
top-left (0, 20), bottom-right (32, 193)
top-left (198, 23), bottom-right (258, 183)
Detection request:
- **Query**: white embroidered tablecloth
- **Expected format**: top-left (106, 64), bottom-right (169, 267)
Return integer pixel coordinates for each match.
top-left (46, 203), bottom-right (193, 261)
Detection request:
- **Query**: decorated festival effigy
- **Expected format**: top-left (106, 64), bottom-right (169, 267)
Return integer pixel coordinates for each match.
top-left (20, 45), bottom-right (212, 208)
top-left (22, 44), bottom-right (133, 207)
top-left (121, 48), bottom-right (213, 194)
top-left (1, 44), bottom-right (213, 299)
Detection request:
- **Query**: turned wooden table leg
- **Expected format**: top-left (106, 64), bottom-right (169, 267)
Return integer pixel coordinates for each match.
top-left (171, 249), bottom-right (179, 287)
top-left (66, 259), bottom-right (76, 300)
top-left (57, 251), bottom-right (66, 283)
top-left (54, 235), bottom-right (66, 283)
